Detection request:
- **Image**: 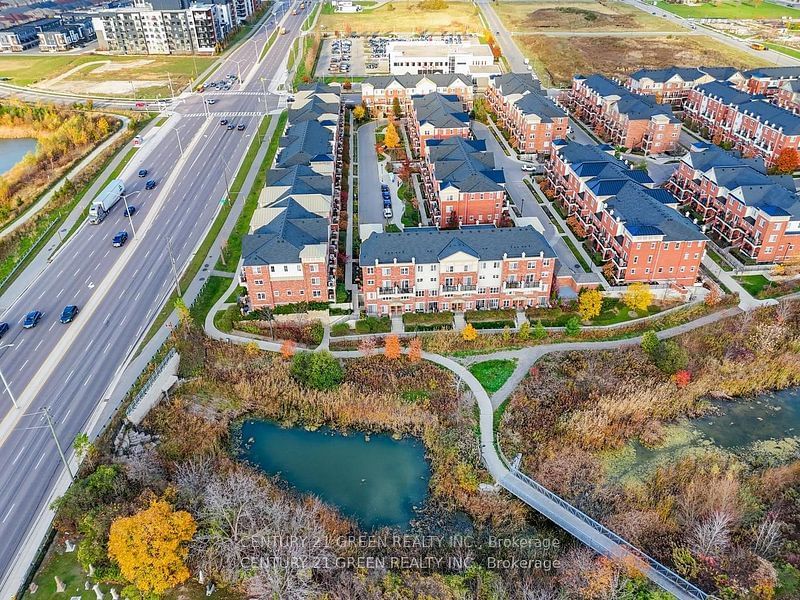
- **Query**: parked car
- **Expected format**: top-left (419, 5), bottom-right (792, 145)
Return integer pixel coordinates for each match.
top-left (124, 205), bottom-right (137, 217)
top-left (60, 305), bottom-right (79, 324)
top-left (206, 98), bottom-right (217, 105)
top-left (112, 231), bottom-right (128, 247)
top-left (520, 162), bottom-right (536, 172)
top-left (384, 207), bottom-right (393, 219)
top-left (0, 322), bottom-right (9, 338)
top-left (145, 179), bottom-right (157, 190)
top-left (23, 310), bottom-right (42, 329)
top-left (138, 168), bottom-right (148, 177)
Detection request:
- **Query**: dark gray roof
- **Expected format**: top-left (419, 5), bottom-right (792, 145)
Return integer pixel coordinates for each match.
top-left (683, 142), bottom-right (766, 173)
top-left (267, 165), bottom-right (332, 199)
top-left (288, 96), bottom-right (340, 124)
top-left (296, 81), bottom-right (340, 95)
top-left (552, 139), bottom-right (654, 184)
top-left (513, 91), bottom-right (566, 122)
top-left (700, 66), bottom-right (744, 81)
top-left (277, 120), bottom-right (333, 168)
top-left (360, 225), bottom-right (556, 264)
top-left (629, 67), bottom-right (706, 84)
top-left (426, 137), bottom-right (505, 193)
top-left (412, 92), bottom-right (469, 129)
top-left (490, 72), bottom-right (541, 96)
top-left (362, 73), bottom-right (472, 90)
top-left (577, 74), bottom-right (677, 121)
top-left (694, 80), bottom-right (753, 106)
top-left (745, 66), bottom-right (800, 80)
top-left (242, 200), bottom-right (328, 266)
top-left (736, 99), bottom-right (800, 134)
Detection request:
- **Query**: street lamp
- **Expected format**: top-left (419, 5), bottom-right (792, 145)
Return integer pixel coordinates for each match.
top-left (0, 343), bottom-right (17, 409)
top-left (260, 77), bottom-right (269, 114)
top-left (232, 59), bottom-right (243, 84)
top-left (174, 128), bottom-right (184, 155)
top-left (122, 191), bottom-right (140, 239)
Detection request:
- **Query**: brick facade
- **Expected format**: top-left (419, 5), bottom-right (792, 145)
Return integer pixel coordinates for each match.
top-left (360, 74), bottom-right (474, 117)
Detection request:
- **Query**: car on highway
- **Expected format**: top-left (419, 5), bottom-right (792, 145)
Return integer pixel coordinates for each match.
top-left (227, 123), bottom-right (235, 130)
top-left (60, 305), bottom-right (79, 324)
top-left (220, 119), bottom-right (229, 125)
top-left (23, 310), bottom-right (43, 329)
top-left (145, 179), bottom-right (157, 190)
top-left (124, 205), bottom-right (137, 217)
top-left (138, 168), bottom-right (148, 177)
top-left (237, 123), bottom-right (246, 131)
top-left (206, 98), bottom-right (217, 105)
top-left (0, 322), bottom-right (8, 338)
top-left (112, 231), bottom-right (129, 247)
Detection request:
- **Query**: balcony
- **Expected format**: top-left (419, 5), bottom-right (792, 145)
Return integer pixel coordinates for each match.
top-left (502, 280), bottom-right (543, 292)
top-left (440, 283), bottom-right (477, 294)
top-left (379, 286), bottom-right (413, 297)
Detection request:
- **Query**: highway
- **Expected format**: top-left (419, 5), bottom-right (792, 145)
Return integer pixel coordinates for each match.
top-left (0, 1), bottom-right (313, 592)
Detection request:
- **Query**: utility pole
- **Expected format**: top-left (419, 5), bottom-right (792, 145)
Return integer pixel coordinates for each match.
top-left (167, 238), bottom-right (182, 298)
top-left (260, 77), bottom-right (269, 114)
top-left (43, 407), bottom-right (74, 480)
top-left (175, 128), bottom-right (184, 155)
top-left (0, 343), bottom-right (17, 409)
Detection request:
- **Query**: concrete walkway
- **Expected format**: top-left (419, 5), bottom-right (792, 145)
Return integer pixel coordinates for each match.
top-left (701, 255), bottom-right (775, 311)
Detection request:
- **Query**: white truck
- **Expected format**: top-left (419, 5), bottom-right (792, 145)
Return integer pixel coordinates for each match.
top-left (89, 179), bottom-right (125, 224)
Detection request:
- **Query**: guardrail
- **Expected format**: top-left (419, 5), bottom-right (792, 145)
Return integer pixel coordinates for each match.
top-left (125, 347), bottom-right (177, 417)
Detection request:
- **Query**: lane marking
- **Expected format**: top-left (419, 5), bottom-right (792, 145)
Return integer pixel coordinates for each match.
top-left (34, 452), bottom-right (46, 470)
top-left (19, 359), bottom-right (28, 373)
top-left (2, 504), bottom-right (15, 524)
top-left (66, 369), bottom-right (74, 382)
top-left (83, 374), bottom-right (91, 387)
top-left (12, 447), bottom-right (24, 465)
top-left (62, 408), bottom-right (71, 424)
top-left (34, 340), bottom-right (42, 352)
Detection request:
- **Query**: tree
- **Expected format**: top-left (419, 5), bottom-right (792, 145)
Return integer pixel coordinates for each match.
top-left (257, 306), bottom-right (275, 338)
top-left (577, 289), bottom-right (603, 321)
top-left (108, 499), bottom-right (196, 595)
top-left (622, 282), bottom-right (653, 313)
top-left (384, 334), bottom-right (401, 359)
top-left (775, 147), bottom-right (799, 174)
top-left (471, 97), bottom-right (489, 124)
top-left (408, 337), bottom-right (422, 362)
top-left (353, 105), bottom-right (366, 121)
top-left (461, 323), bottom-right (478, 341)
top-left (280, 339), bottom-right (296, 359)
top-left (384, 120), bottom-right (400, 149)
top-left (174, 297), bottom-right (190, 328)
top-left (653, 340), bottom-right (688, 375)
top-left (517, 321), bottom-right (531, 340)
top-left (532, 320), bottom-right (547, 340)
top-left (640, 330), bottom-right (659, 356)
top-left (565, 316), bottom-right (581, 336)
top-left (72, 432), bottom-right (95, 461)
top-left (290, 351), bottom-right (343, 390)
top-left (392, 96), bottom-right (402, 118)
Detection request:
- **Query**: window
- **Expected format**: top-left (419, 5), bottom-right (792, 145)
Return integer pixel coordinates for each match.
top-left (274, 290), bottom-right (280, 297)
top-left (311, 277), bottom-right (320, 286)
top-left (366, 267), bottom-right (374, 275)
top-left (283, 265), bottom-right (288, 272)
top-left (253, 266), bottom-right (262, 274)
top-left (510, 262), bottom-right (518, 270)
top-left (527, 261), bottom-right (535, 269)
top-left (401, 267), bottom-right (409, 275)
top-left (367, 279), bottom-right (374, 285)
top-left (310, 264), bottom-right (318, 273)
top-left (312, 290), bottom-right (321, 298)
top-left (254, 279), bottom-right (263, 285)
top-left (417, 265), bottom-right (423, 272)
top-left (286, 290), bottom-right (292, 297)
top-left (256, 292), bottom-right (266, 300)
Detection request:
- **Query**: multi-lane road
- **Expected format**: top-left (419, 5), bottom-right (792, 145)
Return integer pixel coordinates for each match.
top-left (0, 2), bottom-right (313, 592)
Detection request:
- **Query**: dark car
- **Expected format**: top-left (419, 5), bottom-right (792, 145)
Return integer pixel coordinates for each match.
top-left (227, 124), bottom-right (235, 130)
top-left (23, 310), bottom-right (42, 329)
top-left (60, 305), bottom-right (79, 324)
top-left (220, 118), bottom-right (229, 125)
top-left (123, 205), bottom-right (137, 217)
top-left (138, 168), bottom-right (148, 177)
top-left (145, 179), bottom-right (157, 190)
top-left (237, 123), bottom-right (246, 131)
top-left (0, 322), bottom-right (8, 338)
top-left (112, 231), bottom-right (128, 247)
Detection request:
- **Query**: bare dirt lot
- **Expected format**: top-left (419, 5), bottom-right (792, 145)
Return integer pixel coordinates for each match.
top-left (319, 0), bottom-right (482, 34)
top-left (516, 34), bottom-right (772, 87)
top-left (494, 0), bottom-right (681, 32)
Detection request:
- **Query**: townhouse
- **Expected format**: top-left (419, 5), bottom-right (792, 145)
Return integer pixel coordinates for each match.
top-left (775, 79), bottom-right (800, 113)
top-left (546, 140), bottom-right (706, 285)
top-left (407, 92), bottom-right (471, 157)
top-left (240, 84), bottom-right (344, 308)
top-left (667, 143), bottom-right (800, 263)
top-left (485, 72), bottom-right (568, 155)
top-left (360, 225), bottom-right (558, 315)
top-left (736, 66), bottom-right (800, 97)
top-left (568, 74), bottom-right (681, 154)
top-left (360, 74), bottom-right (474, 117)
top-left (421, 136), bottom-right (506, 227)
top-left (684, 81), bottom-right (800, 168)
top-left (626, 66), bottom-right (715, 109)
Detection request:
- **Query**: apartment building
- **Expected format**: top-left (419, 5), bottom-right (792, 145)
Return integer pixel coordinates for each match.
top-left (775, 79), bottom-right (800, 113)
top-left (241, 85), bottom-right (343, 308)
top-left (667, 143), bottom-right (800, 263)
top-left (546, 140), bottom-right (706, 285)
top-left (736, 66), bottom-right (800, 97)
top-left (360, 73), bottom-right (473, 116)
top-left (420, 136), bottom-right (506, 227)
top-left (684, 81), bottom-right (800, 168)
top-left (37, 20), bottom-right (94, 52)
top-left (485, 72), bottom-right (568, 155)
top-left (407, 92), bottom-right (470, 157)
top-left (568, 74), bottom-right (681, 154)
top-left (360, 225), bottom-right (558, 315)
top-left (0, 17), bottom-right (60, 51)
top-left (625, 66), bottom-right (715, 108)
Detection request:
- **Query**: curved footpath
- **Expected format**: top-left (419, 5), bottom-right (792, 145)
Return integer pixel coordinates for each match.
top-left (205, 275), bottom-right (744, 598)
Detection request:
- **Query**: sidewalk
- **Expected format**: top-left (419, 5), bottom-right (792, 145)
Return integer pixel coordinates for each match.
top-left (701, 255), bottom-right (773, 310)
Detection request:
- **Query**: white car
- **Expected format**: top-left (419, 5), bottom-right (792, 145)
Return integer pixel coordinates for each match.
top-left (384, 207), bottom-right (393, 219)
top-left (520, 162), bottom-right (536, 172)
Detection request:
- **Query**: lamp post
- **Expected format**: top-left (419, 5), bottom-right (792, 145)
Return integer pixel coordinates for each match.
top-left (0, 343), bottom-right (17, 409)
top-left (175, 127), bottom-right (185, 155)
top-left (122, 191), bottom-right (140, 239)
top-left (260, 77), bottom-right (269, 114)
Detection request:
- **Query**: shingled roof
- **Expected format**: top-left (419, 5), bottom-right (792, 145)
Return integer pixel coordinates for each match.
top-left (276, 120), bottom-right (333, 168)
top-left (243, 199), bottom-right (328, 266)
top-left (412, 92), bottom-right (469, 130)
top-left (426, 137), bottom-right (505, 194)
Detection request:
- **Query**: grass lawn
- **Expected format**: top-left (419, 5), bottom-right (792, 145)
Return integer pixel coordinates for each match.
top-left (468, 359), bottom-right (517, 394)
top-left (655, 0), bottom-right (800, 19)
top-left (494, 0), bottom-right (681, 32)
top-left (734, 273), bottom-right (783, 297)
top-left (319, 0), bottom-right (482, 34)
top-left (189, 275), bottom-right (233, 325)
top-left (515, 34), bottom-right (770, 87)
top-left (527, 298), bottom-right (663, 326)
top-left (706, 247), bottom-right (733, 272)
top-left (764, 42), bottom-right (800, 60)
top-left (562, 236), bottom-right (591, 273)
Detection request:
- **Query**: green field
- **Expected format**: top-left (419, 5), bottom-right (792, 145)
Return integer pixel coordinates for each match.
top-left (468, 359), bottom-right (517, 394)
top-left (655, 0), bottom-right (800, 19)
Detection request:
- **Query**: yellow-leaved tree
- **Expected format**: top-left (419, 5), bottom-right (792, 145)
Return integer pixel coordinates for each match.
top-left (622, 282), bottom-right (653, 313)
top-left (108, 499), bottom-right (197, 595)
top-left (461, 323), bottom-right (478, 341)
top-left (577, 289), bottom-right (603, 321)
top-left (384, 120), bottom-right (400, 149)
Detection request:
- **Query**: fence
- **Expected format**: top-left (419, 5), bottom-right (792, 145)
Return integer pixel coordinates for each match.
top-left (125, 347), bottom-right (177, 417)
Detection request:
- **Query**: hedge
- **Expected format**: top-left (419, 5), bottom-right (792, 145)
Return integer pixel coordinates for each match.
top-left (272, 301), bottom-right (332, 315)
top-left (471, 320), bottom-right (515, 330)
top-left (464, 309), bottom-right (516, 323)
top-left (355, 316), bottom-right (391, 334)
top-left (402, 311), bottom-right (454, 326)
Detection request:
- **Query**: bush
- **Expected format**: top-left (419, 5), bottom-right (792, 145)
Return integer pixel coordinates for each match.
top-left (565, 316), bottom-right (582, 336)
top-left (272, 301), bottom-right (330, 314)
top-left (355, 316), bottom-right (391, 334)
top-left (652, 339), bottom-right (689, 375)
top-left (471, 320), bottom-right (515, 330)
top-left (290, 351), bottom-right (344, 390)
top-left (331, 323), bottom-right (351, 337)
top-left (310, 321), bottom-right (325, 345)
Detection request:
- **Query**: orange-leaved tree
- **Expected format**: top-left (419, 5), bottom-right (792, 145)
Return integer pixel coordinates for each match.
top-left (384, 334), bottom-right (401, 359)
top-left (775, 147), bottom-right (800, 174)
top-left (408, 337), bottom-right (422, 362)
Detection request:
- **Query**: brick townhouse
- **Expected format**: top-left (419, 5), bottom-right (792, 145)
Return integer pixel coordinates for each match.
top-left (485, 72), bottom-right (568, 155)
top-left (667, 143), bottom-right (800, 263)
top-left (736, 66), bottom-right (800, 97)
top-left (626, 66), bottom-right (715, 109)
top-left (241, 84), bottom-right (343, 308)
top-left (684, 81), bottom-right (800, 168)
top-left (359, 225), bottom-right (558, 315)
top-left (568, 74), bottom-right (681, 154)
top-left (421, 136), bottom-right (506, 227)
top-left (407, 92), bottom-right (471, 157)
top-left (360, 74), bottom-right (474, 116)
top-left (775, 79), bottom-right (800, 113)
top-left (546, 139), bottom-right (706, 285)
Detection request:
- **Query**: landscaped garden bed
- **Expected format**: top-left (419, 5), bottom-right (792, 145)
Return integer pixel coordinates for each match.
top-left (402, 311), bottom-right (454, 332)
top-left (526, 297), bottom-right (664, 327)
top-left (464, 308), bottom-right (516, 329)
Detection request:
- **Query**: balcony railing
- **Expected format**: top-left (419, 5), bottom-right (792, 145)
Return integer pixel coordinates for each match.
top-left (379, 286), bottom-right (412, 296)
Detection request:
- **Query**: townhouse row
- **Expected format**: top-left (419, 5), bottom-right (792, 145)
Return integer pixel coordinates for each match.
top-left (240, 83), bottom-right (345, 310)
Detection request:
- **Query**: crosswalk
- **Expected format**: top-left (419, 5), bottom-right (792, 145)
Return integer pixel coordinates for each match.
top-left (181, 111), bottom-right (266, 118)
top-left (201, 91), bottom-right (267, 96)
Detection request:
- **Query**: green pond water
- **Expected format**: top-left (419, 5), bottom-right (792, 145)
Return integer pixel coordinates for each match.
top-left (605, 387), bottom-right (800, 481)
top-left (238, 420), bottom-right (431, 530)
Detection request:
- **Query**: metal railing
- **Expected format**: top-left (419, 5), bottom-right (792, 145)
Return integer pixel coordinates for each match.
top-left (125, 347), bottom-right (177, 416)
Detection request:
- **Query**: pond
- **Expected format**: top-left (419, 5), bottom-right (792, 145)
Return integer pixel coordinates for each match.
top-left (0, 138), bottom-right (37, 176)
top-left (604, 386), bottom-right (800, 481)
top-left (238, 420), bottom-right (431, 530)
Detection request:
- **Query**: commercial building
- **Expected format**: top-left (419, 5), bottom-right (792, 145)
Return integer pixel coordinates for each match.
top-left (360, 225), bottom-right (558, 315)
top-left (546, 140), bottom-right (706, 285)
top-left (485, 72), bottom-right (568, 155)
top-left (360, 73), bottom-right (474, 117)
top-left (421, 136), bottom-right (506, 228)
top-left (407, 92), bottom-right (470, 157)
top-left (667, 143), bottom-right (800, 263)
top-left (386, 39), bottom-right (500, 84)
top-left (567, 74), bottom-right (681, 154)
top-left (241, 84), bottom-right (343, 309)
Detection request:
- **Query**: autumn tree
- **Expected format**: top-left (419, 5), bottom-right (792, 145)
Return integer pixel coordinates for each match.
top-left (384, 120), bottom-right (400, 149)
top-left (353, 104), bottom-right (366, 121)
top-left (408, 337), bottom-right (422, 362)
top-left (577, 289), bottom-right (603, 321)
top-left (392, 96), bottom-right (402, 118)
top-left (775, 147), bottom-right (800, 174)
top-left (461, 323), bottom-right (478, 341)
top-left (108, 499), bottom-right (196, 596)
top-left (622, 282), bottom-right (653, 313)
top-left (280, 339), bottom-right (296, 359)
top-left (471, 97), bottom-right (489, 124)
top-left (384, 334), bottom-right (401, 359)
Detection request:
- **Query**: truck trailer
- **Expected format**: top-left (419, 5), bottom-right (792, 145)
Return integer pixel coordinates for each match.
top-left (89, 179), bottom-right (125, 224)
